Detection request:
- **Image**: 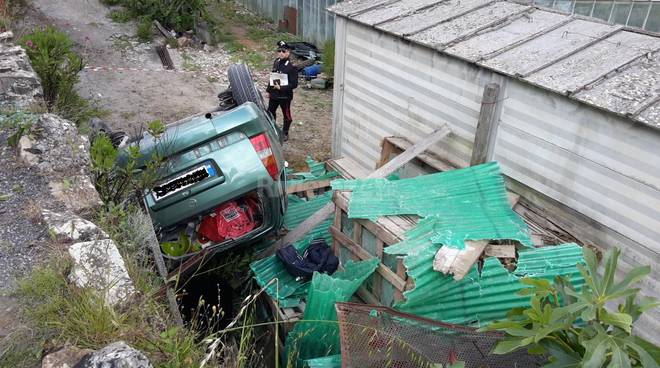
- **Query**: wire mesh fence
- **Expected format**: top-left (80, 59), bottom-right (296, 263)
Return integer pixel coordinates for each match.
top-left (336, 302), bottom-right (546, 368)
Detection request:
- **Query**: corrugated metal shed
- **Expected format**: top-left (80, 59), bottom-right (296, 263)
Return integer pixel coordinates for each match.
top-left (328, 0), bottom-right (660, 128)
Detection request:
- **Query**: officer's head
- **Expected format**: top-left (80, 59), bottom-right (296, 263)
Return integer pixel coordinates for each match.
top-left (276, 40), bottom-right (291, 58)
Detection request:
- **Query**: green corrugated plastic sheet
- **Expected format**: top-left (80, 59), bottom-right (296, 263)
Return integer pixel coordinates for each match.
top-left (286, 259), bottom-right (380, 367)
top-left (287, 156), bottom-right (339, 187)
top-left (385, 242), bottom-right (585, 326)
top-left (332, 162), bottom-right (531, 249)
top-left (250, 193), bottom-right (334, 306)
top-left (304, 355), bottom-right (341, 368)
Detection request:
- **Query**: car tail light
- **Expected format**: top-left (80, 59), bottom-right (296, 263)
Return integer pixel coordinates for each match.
top-left (250, 133), bottom-right (279, 180)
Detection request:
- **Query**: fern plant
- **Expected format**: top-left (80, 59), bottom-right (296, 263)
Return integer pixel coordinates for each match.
top-left (484, 247), bottom-right (659, 367)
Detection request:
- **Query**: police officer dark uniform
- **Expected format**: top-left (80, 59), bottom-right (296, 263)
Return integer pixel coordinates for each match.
top-left (266, 40), bottom-right (298, 141)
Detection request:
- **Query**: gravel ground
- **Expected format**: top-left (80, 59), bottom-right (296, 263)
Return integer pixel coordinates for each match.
top-left (0, 132), bottom-right (60, 294)
top-left (17, 0), bottom-right (332, 171)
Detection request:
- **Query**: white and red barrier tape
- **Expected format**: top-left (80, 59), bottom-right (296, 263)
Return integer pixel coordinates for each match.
top-left (83, 65), bottom-right (199, 74)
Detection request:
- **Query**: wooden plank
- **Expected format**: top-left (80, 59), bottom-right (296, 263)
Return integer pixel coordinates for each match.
top-left (262, 128), bottom-right (451, 258)
top-left (368, 125), bottom-right (451, 179)
top-left (377, 138), bottom-right (397, 169)
top-left (385, 136), bottom-right (456, 172)
top-left (433, 239), bottom-right (489, 281)
top-left (355, 218), bottom-right (401, 246)
top-left (394, 257), bottom-right (406, 302)
top-left (353, 221), bottom-right (363, 244)
top-left (330, 226), bottom-right (406, 291)
top-left (261, 203), bottom-right (335, 257)
top-left (356, 286), bottom-right (380, 305)
top-left (305, 189), bottom-right (316, 199)
top-left (286, 179), bottom-right (332, 194)
top-left (484, 244), bottom-right (516, 258)
top-left (470, 83), bottom-right (501, 166)
top-left (332, 206), bottom-right (342, 256)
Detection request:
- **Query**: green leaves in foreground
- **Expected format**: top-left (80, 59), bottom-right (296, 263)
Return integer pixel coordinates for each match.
top-left (483, 247), bottom-right (659, 367)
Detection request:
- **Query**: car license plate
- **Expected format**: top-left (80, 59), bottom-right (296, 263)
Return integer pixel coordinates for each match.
top-left (153, 163), bottom-right (216, 201)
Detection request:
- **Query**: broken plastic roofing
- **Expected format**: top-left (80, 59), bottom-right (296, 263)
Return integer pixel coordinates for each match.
top-left (287, 156), bottom-right (340, 187)
top-left (250, 193), bottom-right (334, 307)
top-left (328, 0), bottom-right (660, 128)
top-left (332, 162), bottom-right (531, 248)
top-left (285, 258), bottom-right (380, 366)
top-left (386, 242), bottom-right (585, 326)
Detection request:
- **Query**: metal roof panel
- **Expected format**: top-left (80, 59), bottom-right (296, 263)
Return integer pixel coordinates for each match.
top-left (445, 9), bottom-right (569, 61)
top-left (481, 19), bottom-right (621, 76)
top-left (573, 54), bottom-right (660, 118)
top-left (406, 2), bottom-right (530, 46)
top-left (354, 0), bottom-right (445, 26)
top-left (376, 0), bottom-right (493, 36)
top-left (527, 31), bottom-right (660, 94)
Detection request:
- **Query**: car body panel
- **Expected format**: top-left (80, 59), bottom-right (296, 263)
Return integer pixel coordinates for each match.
top-left (126, 102), bottom-right (286, 253)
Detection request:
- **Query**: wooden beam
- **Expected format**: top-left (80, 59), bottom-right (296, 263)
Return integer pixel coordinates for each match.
top-left (377, 138), bottom-right (397, 169)
top-left (260, 126), bottom-right (452, 258)
top-left (368, 125), bottom-right (451, 179)
top-left (330, 226), bottom-right (406, 291)
top-left (470, 83), bottom-right (501, 166)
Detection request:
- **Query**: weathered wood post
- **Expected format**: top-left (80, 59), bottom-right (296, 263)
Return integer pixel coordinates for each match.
top-left (470, 83), bottom-right (501, 166)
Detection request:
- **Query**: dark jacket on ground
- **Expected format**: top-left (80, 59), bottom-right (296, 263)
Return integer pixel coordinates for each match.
top-left (266, 57), bottom-right (298, 100)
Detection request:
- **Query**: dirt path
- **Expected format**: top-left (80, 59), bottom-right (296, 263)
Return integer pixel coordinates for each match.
top-left (22, 0), bottom-right (333, 170)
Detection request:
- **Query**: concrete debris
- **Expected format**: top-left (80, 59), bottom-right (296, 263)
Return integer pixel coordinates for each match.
top-left (0, 33), bottom-right (43, 108)
top-left (41, 209), bottom-right (108, 242)
top-left (74, 341), bottom-right (152, 368)
top-left (41, 345), bottom-right (94, 368)
top-left (68, 239), bottom-right (135, 307)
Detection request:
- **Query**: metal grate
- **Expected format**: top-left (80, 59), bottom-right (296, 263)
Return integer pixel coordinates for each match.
top-left (155, 44), bottom-right (175, 70)
top-left (336, 302), bottom-right (546, 368)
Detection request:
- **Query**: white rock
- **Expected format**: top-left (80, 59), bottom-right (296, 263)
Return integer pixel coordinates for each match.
top-left (74, 341), bottom-right (152, 368)
top-left (17, 135), bottom-right (39, 166)
top-left (68, 239), bottom-right (135, 307)
top-left (42, 209), bottom-right (108, 242)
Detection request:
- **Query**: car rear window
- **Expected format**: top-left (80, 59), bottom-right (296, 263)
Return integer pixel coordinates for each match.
top-left (166, 131), bottom-right (247, 172)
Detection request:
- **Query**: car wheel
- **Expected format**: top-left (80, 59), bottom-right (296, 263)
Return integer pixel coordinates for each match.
top-left (227, 64), bottom-right (266, 111)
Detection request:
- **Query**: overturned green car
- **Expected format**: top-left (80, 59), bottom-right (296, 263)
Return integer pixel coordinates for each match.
top-left (116, 65), bottom-right (287, 260)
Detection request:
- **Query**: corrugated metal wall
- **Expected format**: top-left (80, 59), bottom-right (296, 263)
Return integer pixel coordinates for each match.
top-left (494, 80), bottom-right (660, 342)
top-left (333, 19), bottom-right (660, 344)
top-left (335, 21), bottom-right (506, 170)
top-left (234, 0), bottom-right (338, 44)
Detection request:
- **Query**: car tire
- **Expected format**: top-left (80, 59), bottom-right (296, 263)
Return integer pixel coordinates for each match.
top-left (228, 64), bottom-right (266, 111)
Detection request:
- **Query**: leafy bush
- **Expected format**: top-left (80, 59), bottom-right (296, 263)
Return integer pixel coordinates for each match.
top-left (20, 27), bottom-right (104, 127)
top-left (90, 120), bottom-right (165, 204)
top-left (485, 247), bottom-right (660, 367)
top-left (111, 0), bottom-right (207, 33)
top-left (137, 16), bottom-right (153, 42)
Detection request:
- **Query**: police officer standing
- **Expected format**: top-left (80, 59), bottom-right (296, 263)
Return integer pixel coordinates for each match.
top-left (266, 41), bottom-right (298, 142)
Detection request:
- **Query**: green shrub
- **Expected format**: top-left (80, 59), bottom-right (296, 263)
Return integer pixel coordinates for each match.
top-left (20, 27), bottom-right (104, 127)
top-left (485, 247), bottom-right (660, 367)
top-left (20, 27), bottom-right (82, 108)
top-left (137, 17), bottom-right (153, 42)
top-left (322, 40), bottom-right (335, 79)
top-left (109, 8), bottom-right (133, 23)
top-left (100, 0), bottom-right (123, 5)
